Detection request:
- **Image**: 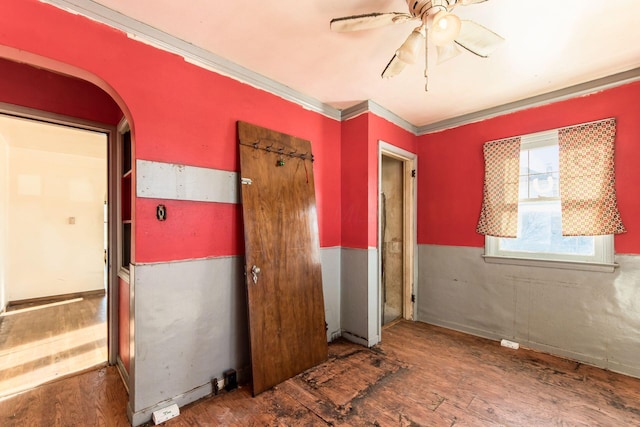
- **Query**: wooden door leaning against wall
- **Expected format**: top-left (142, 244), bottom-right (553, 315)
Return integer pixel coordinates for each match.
top-left (238, 121), bottom-right (328, 396)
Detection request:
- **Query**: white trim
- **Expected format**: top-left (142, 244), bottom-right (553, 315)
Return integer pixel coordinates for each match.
top-left (116, 356), bottom-right (130, 393)
top-left (379, 141), bottom-right (416, 162)
top-left (418, 68), bottom-right (640, 134)
top-left (136, 160), bottom-right (239, 204)
top-left (117, 266), bottom-right (130, 283)
top-left (41, 2), bottom-right (640, 135)
top-left (42, 0), bottom-right (342, 122)
top-left (0, 101), bottom-right (115, 132)
top-left (486, 232), bottom-right (615, 266)
top-left (419, 315), bottom-right (640, 379)
top-left (482, 255), bottom-right (618, 273)
top-left (378, 141), bottom-right (418, 340)
top-left (520, 129), bottom-right (558, 149)
top-left (484, 129), bottom-right (617, 270)
top-left (129, 381), bottom-right (211, 427)
top-left (341, 331), bottom-right (370, 347)
top-left (341, 101), bottom-right (418, 135)
top-left (0, 103), bottom-right (120, 366)
top-left (419, 315), bottom-right (640, 380)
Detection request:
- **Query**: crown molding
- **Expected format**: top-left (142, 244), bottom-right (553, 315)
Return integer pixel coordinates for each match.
top-left (40, 1), bottom-right (640, 137)
top-left (43, 0), bottom-right (342, 121)
top-left (417, 67), bottom-right (640, 135)
top-left (341, 100), bottom-right (418, 135)
top-left (340, 101), bottom-right (370, 121)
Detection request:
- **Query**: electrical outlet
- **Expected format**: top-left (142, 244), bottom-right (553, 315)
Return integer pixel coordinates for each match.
top-left (212, 377), bottom-right (226, 395)
top-left (152, 403), bottom-right (179, 424)
top-left (500, 339), bottom-right (520, 350)
top-left (224, 369), bottom-right (237, 391)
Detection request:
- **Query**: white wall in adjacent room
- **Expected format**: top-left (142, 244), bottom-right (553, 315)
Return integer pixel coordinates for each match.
top-left (0, 132), bottom-right (7, 310)
top-left (2, 115), bottom-right (107, 302)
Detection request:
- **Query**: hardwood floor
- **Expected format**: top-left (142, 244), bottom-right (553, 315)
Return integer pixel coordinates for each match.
top-left (0, 294), bottom-right (107, 398)
top-left (0, 366), bottom-right (129, 427)
top-left (2, 320), bottom-right (640, 426)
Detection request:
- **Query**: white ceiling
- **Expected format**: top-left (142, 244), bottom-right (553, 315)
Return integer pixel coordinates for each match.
top-left (63, 0), bottom-right (640, 128)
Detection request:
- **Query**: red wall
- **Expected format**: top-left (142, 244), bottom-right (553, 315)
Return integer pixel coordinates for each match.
top-left (369, 114), bottom-right (417, 246)
top-left (0, 0), bottom-right (342, 263)
top-left (341, 114), bottom-right (370, 249)
top-left (0, 57), bottom-right (122, 125)
top-left (341, 113), bottom-right (417, 249)
top-left (418, 81), bottom-right (640, 254)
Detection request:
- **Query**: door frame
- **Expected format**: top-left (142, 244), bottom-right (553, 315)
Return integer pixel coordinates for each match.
top-left (0, 101), bottom-right (119, 364)
top-left (378, 141), bottom-right (417, 336)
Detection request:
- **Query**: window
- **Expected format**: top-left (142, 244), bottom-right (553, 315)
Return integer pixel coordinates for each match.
top-left (484, 129), bottom-right (616, 272)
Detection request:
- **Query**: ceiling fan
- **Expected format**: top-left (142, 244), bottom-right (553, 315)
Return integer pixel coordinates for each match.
top-left (330, 0), bottom-right (504, 90)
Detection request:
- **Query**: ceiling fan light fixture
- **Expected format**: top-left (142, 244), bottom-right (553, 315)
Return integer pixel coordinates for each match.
top-left (436, 42), bottom-right (462, 64)
top-left (396, 27), bottom-right (424, 64)
top-left (430, 11), bottom-right (461, 46)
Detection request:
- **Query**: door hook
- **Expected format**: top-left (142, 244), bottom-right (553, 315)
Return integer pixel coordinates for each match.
top-left (251, 265), bottom-right (261, 284)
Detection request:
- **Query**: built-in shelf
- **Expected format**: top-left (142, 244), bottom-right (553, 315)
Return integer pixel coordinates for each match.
top-left (121, 127), bottom-right (132, 270)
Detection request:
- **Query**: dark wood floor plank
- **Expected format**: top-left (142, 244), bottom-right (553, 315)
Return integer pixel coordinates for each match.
top-left (2, 320), bottom-right (640, 426)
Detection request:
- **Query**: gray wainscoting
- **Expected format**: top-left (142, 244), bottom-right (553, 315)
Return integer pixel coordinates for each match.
top-left (129, 247), bottom-right (345, 424)
top-left (418, 244), bottom-right (640, 379)
top-left (341, 247), bottom-right (379, 347)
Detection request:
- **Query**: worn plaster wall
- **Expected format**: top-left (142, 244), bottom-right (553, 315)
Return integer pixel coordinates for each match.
top-left (417, 81), bottom-right (640, 378)
top-left (419, 245), bottom-right (640, 378)
top-left (340, 113), bottom-right (417, 347)
top-left (0, 1), bottom-right (344, 423)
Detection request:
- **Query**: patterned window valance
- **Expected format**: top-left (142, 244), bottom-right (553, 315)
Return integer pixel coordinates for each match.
top-left (477, 118), bottom-right (625, 237)
top-left (558, 118), bottom-right (626, 235)
top-left (476, 137), bottom-right (521, 237)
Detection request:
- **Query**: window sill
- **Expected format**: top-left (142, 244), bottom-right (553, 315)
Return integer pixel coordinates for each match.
top-left (482, 255), bottom-right (618, 273)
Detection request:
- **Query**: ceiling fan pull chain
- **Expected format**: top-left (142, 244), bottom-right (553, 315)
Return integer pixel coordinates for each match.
top-left (424, 31), bottom-right (430, 91)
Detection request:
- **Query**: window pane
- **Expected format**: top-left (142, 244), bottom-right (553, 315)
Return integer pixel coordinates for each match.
top-left (499, 201), bottom-right (594, 255)
top-left (520, 145), bottom-right (560, 199)
top-left (528, 145), bottom-right (558, 175)
top-left (528, 172), bottom-right (559, 198)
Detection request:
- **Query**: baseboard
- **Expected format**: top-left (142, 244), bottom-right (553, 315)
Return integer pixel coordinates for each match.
top-left (417, 317), bottom-right (505, 343)
top-left (129, 381), bottom-right (212, 426)
top-left (329, 329), bottom-right (342, 342)
top-left (342, 330), bottom-right (370, 347)
top-left (417, 318), bottom-right (640, 381)
top-left (116, 356), bottom-right (130, 394)
top-left (7, 289), bottom-right (106, 308)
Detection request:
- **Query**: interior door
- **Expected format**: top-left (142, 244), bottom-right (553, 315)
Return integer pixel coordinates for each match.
top-left (238, 121), bottom-right (328, 396)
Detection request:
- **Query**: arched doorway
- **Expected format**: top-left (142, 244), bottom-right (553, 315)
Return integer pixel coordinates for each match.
top-left (0, 55), bottom-right (129, 397)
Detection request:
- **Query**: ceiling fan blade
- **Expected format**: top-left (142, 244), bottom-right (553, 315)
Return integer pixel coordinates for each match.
top-left (455, 20), bottom-right (505, 58)
top-left (330, 12), bottom-right (413, 32)
top-left (381, 54), bottom-right (407, 79)
top-left (459, 0), bottom-right (488, 5)
top-left (436, 42), bottom-right (462, 64)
